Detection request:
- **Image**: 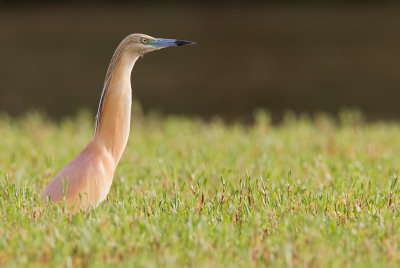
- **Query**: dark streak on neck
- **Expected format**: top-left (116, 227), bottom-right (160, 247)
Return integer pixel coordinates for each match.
top-left (94, 36), bottom-right (134, 135)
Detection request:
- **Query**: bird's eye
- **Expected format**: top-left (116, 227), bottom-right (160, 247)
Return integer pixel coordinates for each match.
top-left (141, 38), bottom-right (147, 44)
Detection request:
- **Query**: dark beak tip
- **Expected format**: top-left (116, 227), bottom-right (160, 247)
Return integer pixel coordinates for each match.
top-left (175, 40), bottom-right (196, 46)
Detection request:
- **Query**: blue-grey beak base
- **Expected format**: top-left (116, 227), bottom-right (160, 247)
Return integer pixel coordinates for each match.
top-left (151, 38), bottom-right (196, 47)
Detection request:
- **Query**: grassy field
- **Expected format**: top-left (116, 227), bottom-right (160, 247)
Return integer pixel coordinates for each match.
top-left (1, 110), bottom-right (400, 267)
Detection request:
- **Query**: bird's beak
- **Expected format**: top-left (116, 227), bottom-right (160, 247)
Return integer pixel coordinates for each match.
top-left (150, 38), bottom-right (196, 47)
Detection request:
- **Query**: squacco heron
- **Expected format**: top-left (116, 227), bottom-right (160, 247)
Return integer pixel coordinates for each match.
top-left (42, 33), bottom-right (195, 211)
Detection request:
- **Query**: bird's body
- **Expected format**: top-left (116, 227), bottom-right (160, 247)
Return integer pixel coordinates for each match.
top-left (42, 34), bottom-right (194, 211)
top-left (43, 141), bottom-right (115, 209)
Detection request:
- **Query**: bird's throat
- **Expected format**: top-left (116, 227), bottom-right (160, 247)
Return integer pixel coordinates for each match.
top-left (92, 52), bottom-right (139, 165)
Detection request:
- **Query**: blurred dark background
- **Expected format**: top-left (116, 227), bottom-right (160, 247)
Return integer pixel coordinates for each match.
top-left (1, 1), bottom-right (400, 122)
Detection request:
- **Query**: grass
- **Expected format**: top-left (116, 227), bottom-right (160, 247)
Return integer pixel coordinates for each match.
top-left (1, 109), bottom-right (400, 267)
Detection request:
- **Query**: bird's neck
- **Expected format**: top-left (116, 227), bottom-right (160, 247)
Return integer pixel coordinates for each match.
top-left (92, 51), bottom-right (139, 165)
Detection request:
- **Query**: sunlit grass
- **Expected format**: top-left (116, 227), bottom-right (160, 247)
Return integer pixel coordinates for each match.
top-left (1, 110), bottom-right (400, 267)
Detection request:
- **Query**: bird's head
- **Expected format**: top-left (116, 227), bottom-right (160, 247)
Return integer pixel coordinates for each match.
top-left (123, 33), bottom-right (195, 57)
